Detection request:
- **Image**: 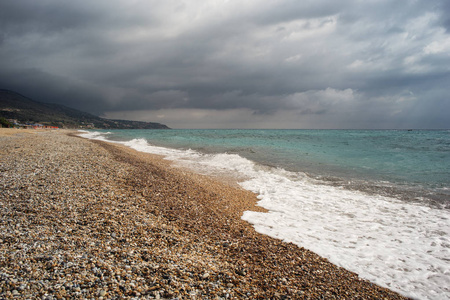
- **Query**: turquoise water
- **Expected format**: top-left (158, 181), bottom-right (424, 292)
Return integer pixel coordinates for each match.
top-left (99, 129), bottom-right (449, 205)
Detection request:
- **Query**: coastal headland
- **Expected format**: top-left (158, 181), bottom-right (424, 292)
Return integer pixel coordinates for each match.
top-left (0, 129), bottom-right (408, 299)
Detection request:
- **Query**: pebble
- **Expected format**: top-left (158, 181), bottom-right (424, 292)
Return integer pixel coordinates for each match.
top-left (0, 130), bottom-right (408, 299)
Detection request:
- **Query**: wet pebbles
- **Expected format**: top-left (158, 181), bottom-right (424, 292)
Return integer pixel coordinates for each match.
top-left (0, 130), bottom-right (408, 299)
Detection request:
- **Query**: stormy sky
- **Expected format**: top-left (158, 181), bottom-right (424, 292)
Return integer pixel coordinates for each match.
top-left (1, 0), bottom-right (449, 129)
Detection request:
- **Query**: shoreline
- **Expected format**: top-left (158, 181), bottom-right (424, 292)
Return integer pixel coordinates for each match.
top-left (0, 129), bottom-right (408, 299)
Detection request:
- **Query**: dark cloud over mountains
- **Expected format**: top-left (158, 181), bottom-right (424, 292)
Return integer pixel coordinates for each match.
top-left (1, 0), bottom-right (449, 128)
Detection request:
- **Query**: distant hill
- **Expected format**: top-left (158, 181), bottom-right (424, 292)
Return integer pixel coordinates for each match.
top-left (0, 89), bottom-right (170, 129)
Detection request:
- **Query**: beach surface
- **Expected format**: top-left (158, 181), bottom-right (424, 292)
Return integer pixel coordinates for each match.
top-left (0, 129), bottom-right (408, 299)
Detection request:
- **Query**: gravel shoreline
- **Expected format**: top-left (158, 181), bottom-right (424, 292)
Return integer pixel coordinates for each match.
top-left (0, 129), bottom-right (408, 299)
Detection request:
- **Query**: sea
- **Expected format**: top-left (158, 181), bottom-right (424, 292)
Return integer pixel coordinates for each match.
top-left (79, 129), bottom-right (450, 300)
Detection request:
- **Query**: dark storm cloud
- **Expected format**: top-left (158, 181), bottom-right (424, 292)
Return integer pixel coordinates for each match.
top-left (0, 0), bottom-right (449, 128)
top-left (0, 1), bottom-right (87, 33)
top-left (437, 1), bottom-right (450, 32)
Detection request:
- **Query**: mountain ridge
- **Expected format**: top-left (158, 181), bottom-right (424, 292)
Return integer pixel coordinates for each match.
top-left (0, 89), bottom-right (170, 129)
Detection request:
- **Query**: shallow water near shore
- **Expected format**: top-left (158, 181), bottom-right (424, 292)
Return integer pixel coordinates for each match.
top-left (80, 129), bottom-right (450, 300)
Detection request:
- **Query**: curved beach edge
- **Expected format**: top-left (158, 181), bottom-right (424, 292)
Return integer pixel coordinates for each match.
top-left (0, 128), bottom-right (409, 299)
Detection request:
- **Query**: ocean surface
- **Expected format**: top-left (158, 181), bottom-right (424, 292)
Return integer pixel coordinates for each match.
top-left (80, 129), bottom-right (450, 300)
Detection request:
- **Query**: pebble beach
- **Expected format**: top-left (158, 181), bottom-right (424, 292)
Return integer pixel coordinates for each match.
top-left (0, 129), bottom-right (408, 299)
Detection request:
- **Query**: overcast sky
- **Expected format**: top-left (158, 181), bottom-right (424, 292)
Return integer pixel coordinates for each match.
top-left (1, 0), bottom-right (449, 129)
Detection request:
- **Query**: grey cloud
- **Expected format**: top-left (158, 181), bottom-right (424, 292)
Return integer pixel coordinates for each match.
top-left (0, 1), bottom-right (97, 38)
top-left (0, 0), bottom-right (449, 128)
top-left (0, 67), bottom-right (108, 114)
top-left (437, 1), bottom-right (450, 32)
top-left (246, 0), bottom-right (350, 25)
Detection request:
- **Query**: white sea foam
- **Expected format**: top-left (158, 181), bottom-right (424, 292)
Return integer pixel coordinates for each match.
top-left (80, 131), bottom-right (450, 300)
top-left (78, 130), bottom-right (111, 141)
top-left (240, 172), bottom-right (450, 300)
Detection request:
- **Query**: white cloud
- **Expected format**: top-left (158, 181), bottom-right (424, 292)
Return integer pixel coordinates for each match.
top-left (423, 36), bottom-right (450, 55)
top-left (279, 16), bottom-right (337, 42)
